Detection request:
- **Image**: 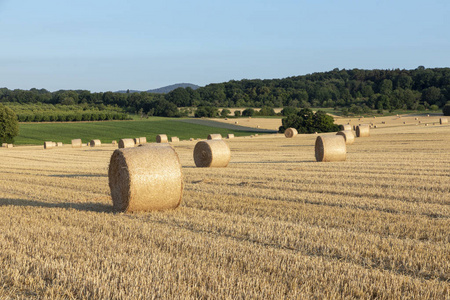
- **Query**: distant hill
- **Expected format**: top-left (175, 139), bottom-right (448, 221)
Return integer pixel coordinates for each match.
top-left (117, 83), bottom-right (200, 94)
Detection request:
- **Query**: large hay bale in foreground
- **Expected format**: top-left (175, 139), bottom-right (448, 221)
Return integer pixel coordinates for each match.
top-left (44, 141), bottom-right (53, 149)
top-left (207, 133), bottom-right (222, 140)
top-left (170, 137), bottom-right (180, 142)
top-left (227, 133), bottom-right (234, 139)
top-left (284, 128), bottom-right (298, 138)
top-left (71, 139), bottom-right (82, 148)
top-left (119, 138), bottom-right (135, 149)
top-left (315, 135), bottom-right (346, 162)
top-left (356, 125), bottom-right (370, 137)
top-left (340, 124), bottom-right (352, 131)
top-left (156, 134), bottom-right (168, 143)
top-left (336, 130), bottom-right (355, 145)
top-left (193, 139), bottom-right (231, 168)
top-left (108, 144), bottom-right (183, 212)
top-left (139, 137), bottom-right (147, 144)
top-left (440, 118), bottom-right (448, 124)
top-left (90, 139), bottom-right (101, 147)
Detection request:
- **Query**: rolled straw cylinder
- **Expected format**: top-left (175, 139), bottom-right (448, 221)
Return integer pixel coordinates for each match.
top-left (336, 130), bottom-right (355, 145)
top-left (356, 125), bottom-right (370, 137)
top-left (340, 124), bottom-right (352, 131)
top-left (56, 142), bottom-right (63, 147)
top-left (90, 139), bottom-right (101, 147)
top-left (170, 137), bottom-right (180, 142)
top-left (156, 134), bottom-right (168, 143)
top-left (108, 143), bottom-right (183, 212)
top-left (112, 140), bottom-right (117, 145)
top-left (44, 141), bottom-right (53, 149)
top-left (139, 137), bottom-right (147, 144)
top-left (2, 143), bottom-right (7, 147)
top-left (119, 138), bottom-right (135, 149)
top-left (71, 139), bottom-right (82, 148)
top-left (52, 142), bottom-right (57, 147)
top-left (193, 139), bottom-right (231, 168)
top-left (134, 138), bottom-right (140, 145)
top-left (207, 133), bottom-right (222, 140)
top-left (227, 133), bottom-right (234, 139)
top-left (6, 144), bottom-right (13, 148)
top-left (315, 135), bottom-right (346, 162)
top-left (284, 128), bottom-right (298, 138)
top-left (440, 117), bottom-right (448, 124)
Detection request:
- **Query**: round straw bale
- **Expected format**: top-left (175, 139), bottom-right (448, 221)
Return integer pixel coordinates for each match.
top-left (284, 128), bottom-right (298, 138)
top-left (207, 133), bottom-right (222, 140)
top-left (119, 138), bottom-right (135, 149)
top-left (44, 141), bottom-right (53, 149)
top-left (108, 143), bottom-right (183, 212)
top-left (189, 138), bottom-right (194, 141)
top-left (90, 139), bottom-right (101, 147)
top-left (71, 139), bottom-right (82, 148)
top-left (170, 136), bottom-right (180, 142)
top-left (112, 140), bottom-right (117, 145)
top-left (403, 122), bottom-right (406, 124)
top-left (235, 121), bottom-right (239, 124)
top-left (315, 135), bottom-right (346, 162)
top-left (340, 124), bottom-right (352, 131)
top-left (134, 138), bottom-right (140, 145)
top-left (227, 133), bottom-right (234, 139)
top-left (2, 143), bottom-right (7, 147)
top-left (440, 117), bottom-right (448, 124)
top-left (57, 142), bottom-right (63, 147)
top-left (356, 125), bottom-right (370, 137)
top-left (139, 137), bottom-right (147, 144)
top-left (193, 139), bottom-right (231, 168)
top-left (52, 142), bottom-right (57, 147)
top-left (415, 117), bottom-right (418, 120)
top-left (6, 144), bottom-right (13, 148)
top-left (256, 125), bottom-right (260, 128)
top-left (336, 130), bottom-right (355, 145)
top-left (353, 125), bottom-right (356, 131)
top-left (156, 134), bottom-right (168, 143)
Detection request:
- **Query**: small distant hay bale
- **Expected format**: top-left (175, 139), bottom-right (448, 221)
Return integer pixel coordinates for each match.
top-left (315, 135), bottom-right (346, 162)
top-left (90, 139), bottom-right (101, 147)
top-left (374, 125), bottom-right (378, 128)
top-left (189, 138), bottom-right (194, 141)
top-left (224, 118), bottom-right (228, 120)
top-left (52, 142), bottom-right (57, 147)
top-left (235, 121), bottom-right (239, 124)
top-left (336, 130), bottom-right (355, 145)
top-left (415, 117), bottom-right (418, 120)
top-left (170, 136), bottom-right (180, 142)
top-left (425, 123), bottom-right (429, 126)
top-left (57, 142), bottom-right (63, 147)
top-left (440, 118), bottom-right (448, 124)
top-left (71, 139), bottom-right (82, 148)
top-left (403, 122), bottom-right (406, 124)
top-left (119, 138), bottom-right (135, 149)
top-left (356, 125), bottom-right (370, 137)
top-left (156, 134), bottom-right (168, 143)
top-left (139, 137), bottom-right (147, 144)
top-left (44, 141), bottom-right (53, 149)
top-left (284, 128), bottom-right (298, 138)
top-left (2, 143), bottom-right (7, 147)
top-left (255, 134), bottom-right (258, 136)
top-left (193, 139), bottom-right (231, 168)
top-left (382, 121), bottom-right (386, 124)
top-left (419, 121), bottom-right (422, 124)
top-left (256, 125), bottom-right (260, 128)
top-left (427, 114), bottom-right (430, 117)
top-left (108, 143), bottom-right (183, 212)
top-left (134, 138), bottom-right (140, 145)
top-left (340, 124), bottom-right (352, 131)
top-left (207, 133), bottom-right (222, 140)
top-left (227, 133), bottom-right (234, 139)
top-left (112, 140), bottom-right (117, 145)
top-left (6, 144), bottom-right (13, 148)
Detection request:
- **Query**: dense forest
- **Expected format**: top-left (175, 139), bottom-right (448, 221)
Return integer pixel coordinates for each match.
top-left (1, 66), bottom-right (449, 119)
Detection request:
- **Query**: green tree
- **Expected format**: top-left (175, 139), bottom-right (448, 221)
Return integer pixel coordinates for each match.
top-left (242, 108), bottom-right (255, 116)
top-left (220, 108), bottom-right (231, 117)
top-left (0, 104), bottom-right (20, 143)
top-left (443, 104), bottom-right (450, 116)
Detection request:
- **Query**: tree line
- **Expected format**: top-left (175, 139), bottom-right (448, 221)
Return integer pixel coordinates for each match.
top-left (1, 66), bottom-right (449, 118)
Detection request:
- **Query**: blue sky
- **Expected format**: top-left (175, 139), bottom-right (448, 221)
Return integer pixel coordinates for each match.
top-left (0, 0), bottom-right (449, 92)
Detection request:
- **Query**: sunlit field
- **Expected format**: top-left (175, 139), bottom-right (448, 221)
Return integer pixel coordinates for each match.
top-left (0, 122), bottom-right (449, 299)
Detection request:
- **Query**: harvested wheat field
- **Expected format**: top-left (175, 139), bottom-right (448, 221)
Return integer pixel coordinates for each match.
top-left (0, 125), bottom-right (449, 299)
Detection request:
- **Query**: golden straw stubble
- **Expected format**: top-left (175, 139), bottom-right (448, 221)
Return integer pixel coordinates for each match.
top-left (336, 130), bottom-right (355, 145)
top-left (315, 135), bottom-right (346, 162)
top-left (108, 144), bottom-right (183, 212)
top-left (193, 139), bottom-right (231, 167)
top-left (284, 128), bottom-right (298, 138)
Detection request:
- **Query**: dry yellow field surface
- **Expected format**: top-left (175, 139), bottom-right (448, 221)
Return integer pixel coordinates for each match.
top-left (1, 124), bottom-right (449, 299)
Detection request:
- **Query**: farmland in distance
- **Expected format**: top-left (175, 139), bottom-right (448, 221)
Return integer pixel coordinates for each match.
top-left (0, 122), bottom-right (449, 299)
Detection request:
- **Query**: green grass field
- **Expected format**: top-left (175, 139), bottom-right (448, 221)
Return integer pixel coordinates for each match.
top-left (15, 117), bottom-right (258, 145)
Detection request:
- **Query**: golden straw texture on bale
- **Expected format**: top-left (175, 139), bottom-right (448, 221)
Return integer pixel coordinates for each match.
top-left (336, 130), bottom-right (355, 145)
top-left (56, 142), bottom-right (63, 147)
top-left (112, 140), bottom-right (117, 145)
top-left (156, 134), bottom-right (168, 143)
top-left (119, 139), bottom-right (135, 149)
top-left (108, 144), bottom-right (183, 212)
top-left (340, 124), bottom-right (352, 131)
top-left (284, 128), bottom-right (298, 138)
top-left (170, 137), bottom-right (180, 142)
top-left (139, 137), bottom-right (147, 144)
top-left (227, 133), bottom-right (235, 139)
top-left (134, 138), bottom-right (140, 145)
top-left (207, 134), bottom-right (222, 140)
top-left (6, 144), bottom-right (13, 148)
top-left (440, 118), bottom-right (448, 124)
top-left (44, 141), bottom-right (53, 149)
top-left (52, 142), bottom-right (57, 147)
top-left (315, 135), bottom-right (346, 162)
top-left (90, 139), bottom-right (101, 147)
top-left (193, 139), bottom-right (231, 168)
top-left (71, 139), bottom-right (82, 148)
top-left (356, 125), bottom-right (370, 137)
top-left (2, 143), bottom-right (7, 147)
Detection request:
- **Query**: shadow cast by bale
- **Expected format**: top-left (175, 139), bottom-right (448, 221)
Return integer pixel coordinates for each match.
top-left (0, 198), bottom-right (114, 213)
